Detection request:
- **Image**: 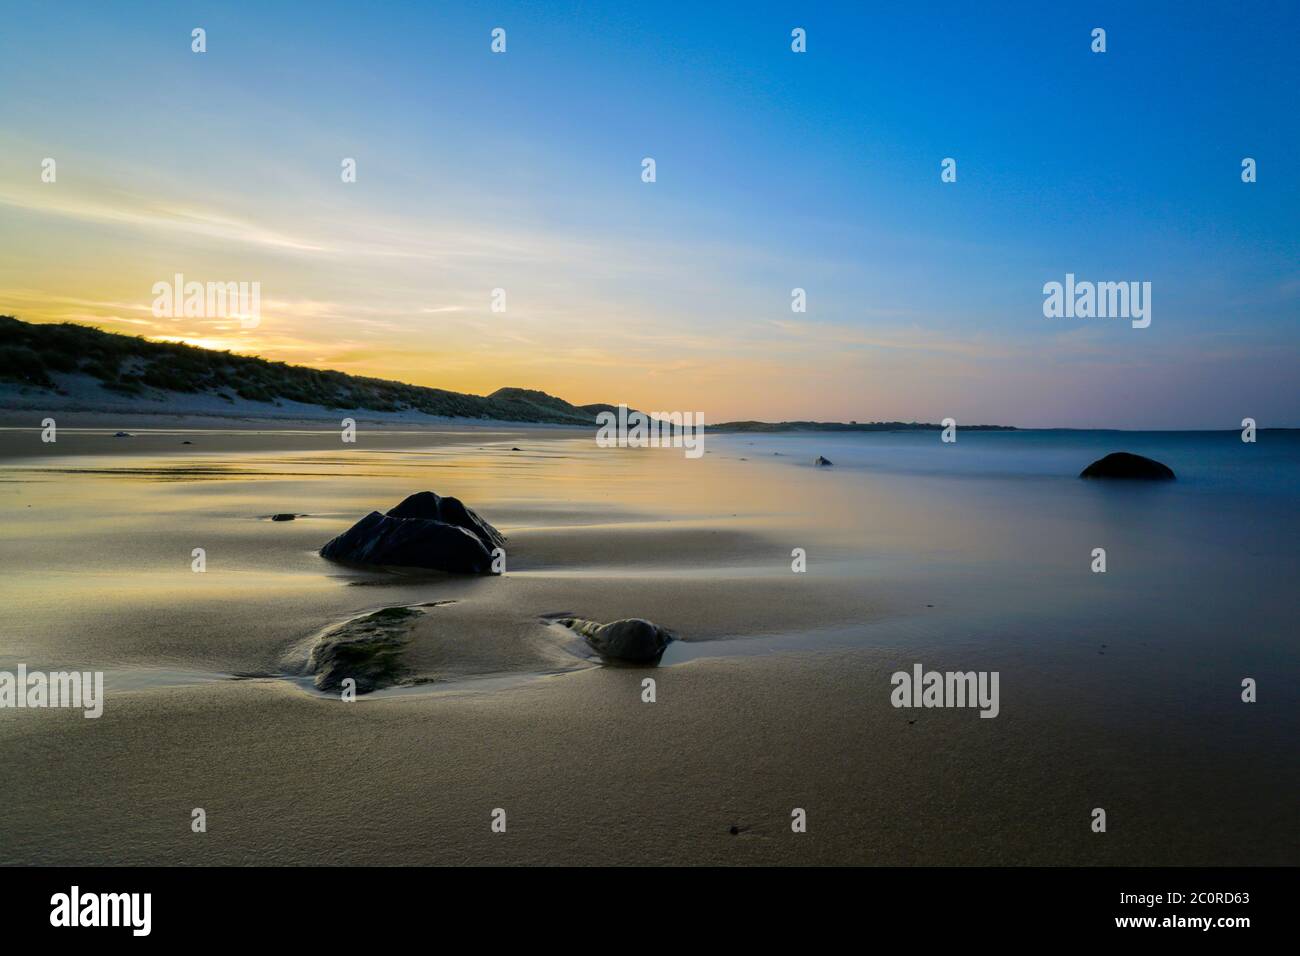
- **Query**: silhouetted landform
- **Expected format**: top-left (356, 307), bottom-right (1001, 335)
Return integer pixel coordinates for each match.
top-left (814, 455), bottom-right (833, 466)
top-left (1080, 452), bottom-right (1176, 481)
top-left (711, 420), bottom-right (1016, 432)
top-left (320, 491), bottom-right (504, 573)
top-left (0, 317), bottom-right (602, 424)
top-left (553, 617), bottom-right (675, 663)
top-left (1, 316), bottom-right (1018, 430)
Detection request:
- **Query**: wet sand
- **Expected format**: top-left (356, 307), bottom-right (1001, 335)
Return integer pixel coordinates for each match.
top-left (2, 650), bottom-right (1292, 867)
top-left (0, 420), bottom-right (1296, 865)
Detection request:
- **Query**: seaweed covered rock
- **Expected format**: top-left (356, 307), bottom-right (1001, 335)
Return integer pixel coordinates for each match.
top-left (306, 606), bottom-right (420, 693)
top-left (320, 492), bottom-right (504, 573)
top-left (1079, 452), bottom-right (1175, 481)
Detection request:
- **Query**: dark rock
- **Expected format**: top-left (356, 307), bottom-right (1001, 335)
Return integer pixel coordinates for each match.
top-left (385, 491), bottom-right (505, 550)
top-left (181, 440), bottom-right (193, 444)
top-left (511, 447), bottom-right (521, 451)
top-left (320, 491), bottom-right (504, 574)
top-left (113, 431), bottom-right (131, 438)
top-left (814, 455), bottom-right (833, 466)
top-left (270, 513), bottom-right (297, 522)
top-left (1079, 452), bottom-right (1175, 481)
top-left (321, 510), bottom-right (496, 574)
top-left (555, 617), bottom-right (674, 663)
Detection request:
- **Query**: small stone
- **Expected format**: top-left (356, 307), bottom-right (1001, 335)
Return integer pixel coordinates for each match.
top-left (554, 617), bottom-right (674, 663)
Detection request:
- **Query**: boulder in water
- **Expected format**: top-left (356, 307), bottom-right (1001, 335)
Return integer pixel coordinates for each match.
top-left (1080, 452), bottom-right (1175, 481)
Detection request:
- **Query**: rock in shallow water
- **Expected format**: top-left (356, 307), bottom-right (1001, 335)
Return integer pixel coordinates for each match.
top-left (1079, 452), bottom-right (1175, 481)
top-left (556, 617), bottom-right (674, 663)
top-left (306, 606), bottom-right (421, 693)
top-left (320, 491), bottom-right (504, 573)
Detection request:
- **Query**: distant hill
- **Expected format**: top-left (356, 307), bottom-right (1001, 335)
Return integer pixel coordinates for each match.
top-left (0, 316), bottom-right (596, 424)
top-left (709, 420), bottom-right (1015, 432)
top-left (0, 316), bottom-right (1013, 430)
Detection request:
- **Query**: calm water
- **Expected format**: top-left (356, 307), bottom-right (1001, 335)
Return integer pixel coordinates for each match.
top-left (0, 425), bottom-right (1297, 867)
top-left (702, 430), bottom-right (1300, 724)
top-left (0, 427), bottom-right (1296, 725)
top-left (721, 427), bottom-right (1300, 494)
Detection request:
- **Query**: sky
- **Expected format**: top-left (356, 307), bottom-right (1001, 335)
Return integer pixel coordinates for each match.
top-left (0, 0), bottom-right (1297, 428)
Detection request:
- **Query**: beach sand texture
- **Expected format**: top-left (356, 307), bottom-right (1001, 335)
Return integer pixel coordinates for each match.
top-left (0, 423), bottom-right (1296, 865)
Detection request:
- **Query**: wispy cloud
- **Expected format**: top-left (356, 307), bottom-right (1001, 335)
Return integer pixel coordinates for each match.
top-left (0, 185), bottom-right (331, 254)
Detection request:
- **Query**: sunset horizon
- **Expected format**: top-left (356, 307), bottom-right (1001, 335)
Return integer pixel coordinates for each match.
top-left (2, 2), bottom-right (1296, 429)
top-left (1, 0), bottom-right (1295, 920)
top-left (5, 311), bottom-right (1298, 432)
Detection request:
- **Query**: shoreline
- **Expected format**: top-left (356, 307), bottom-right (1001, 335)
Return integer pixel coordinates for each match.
top-left (0, 421), bottom-right (1295, 866)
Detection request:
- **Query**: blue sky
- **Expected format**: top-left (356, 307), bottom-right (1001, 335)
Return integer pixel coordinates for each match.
top-left (0, 0), bottom-right (1296, 427)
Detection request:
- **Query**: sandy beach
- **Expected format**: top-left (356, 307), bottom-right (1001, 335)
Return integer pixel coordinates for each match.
top-left (3, 6), bottom-right (1298, 934)
top-left (1, 418), bottom-right (1295, 865)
